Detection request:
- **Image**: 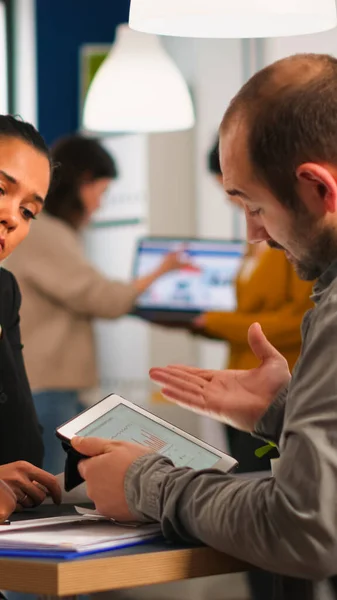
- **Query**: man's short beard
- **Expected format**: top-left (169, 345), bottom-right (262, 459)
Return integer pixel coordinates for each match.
top-left (293, 225), bottom-right (337, 280)
top-left (268, 208), bottom-right (337, 281)
top-left (294, 256), bottom-right (325, 281)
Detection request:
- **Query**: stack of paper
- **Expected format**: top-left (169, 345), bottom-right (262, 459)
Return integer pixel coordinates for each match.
top-left (0, 515), bottom-right (161, 559)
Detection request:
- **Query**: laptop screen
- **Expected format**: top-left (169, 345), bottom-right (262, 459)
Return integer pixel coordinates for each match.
top-left (133, 238), bottom-right (245, 313)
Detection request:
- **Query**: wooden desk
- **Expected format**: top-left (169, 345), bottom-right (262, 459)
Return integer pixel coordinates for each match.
top-left (0, 542), bottom-right (247, 597)
top-left (0, 505), bottom-right (247, 597)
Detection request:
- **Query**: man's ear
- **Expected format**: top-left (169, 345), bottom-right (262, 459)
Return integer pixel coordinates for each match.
top-left (296, 163), bottom-right (337, 214)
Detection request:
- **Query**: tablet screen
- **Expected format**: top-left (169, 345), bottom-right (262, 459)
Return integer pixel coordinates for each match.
top-left (77, 404), bottom-right (221, 470)
top-left (134, 239), bottom-right (244, 312)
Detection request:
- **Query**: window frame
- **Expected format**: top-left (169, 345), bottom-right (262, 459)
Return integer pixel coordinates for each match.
top-left (2, 0), bottom-right (14, 113)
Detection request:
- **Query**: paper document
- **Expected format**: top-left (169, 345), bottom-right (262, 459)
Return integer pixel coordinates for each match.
top-left (0, 515), bottom-right (161, 555)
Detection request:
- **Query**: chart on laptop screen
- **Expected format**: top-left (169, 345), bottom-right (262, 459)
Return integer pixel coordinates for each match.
top-left (134, 238), bottom-right (244, 312)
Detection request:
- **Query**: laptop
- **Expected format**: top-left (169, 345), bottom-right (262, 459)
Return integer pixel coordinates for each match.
top-left (131, 237), bottom-right (245, 323)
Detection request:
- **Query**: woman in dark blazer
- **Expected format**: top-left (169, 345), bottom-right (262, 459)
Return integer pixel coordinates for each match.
top-left (0, 114), bottom-right (60, 512)
top-left (0, 267), bottom-right (43, 465)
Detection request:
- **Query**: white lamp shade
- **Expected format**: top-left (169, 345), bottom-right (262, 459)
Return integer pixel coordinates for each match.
top-left (129, 0), bottom-right (337, 38)
top-left (83, 25), bottom-right (194, 133)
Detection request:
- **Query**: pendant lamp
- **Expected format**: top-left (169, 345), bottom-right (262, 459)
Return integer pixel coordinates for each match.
top-left (83, 24), bottom-right (194, 133)
top-left (129, 0), bottom-right (337, 38)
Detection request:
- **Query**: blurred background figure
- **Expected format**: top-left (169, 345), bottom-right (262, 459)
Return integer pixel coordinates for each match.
top-left (6, 135), bottom-right (185, 475)
top-left (191, 138), bottom-right (314, 600)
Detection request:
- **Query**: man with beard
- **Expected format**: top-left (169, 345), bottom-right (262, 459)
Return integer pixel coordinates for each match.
top-left (71, 53), bottom-right (337, 599)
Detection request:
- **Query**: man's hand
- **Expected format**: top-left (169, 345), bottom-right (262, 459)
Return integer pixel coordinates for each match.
top-left (0, 462), bottom-right (62, 509)
top-left (72, 437), bottom-right (151, 521)
top-left (150, 322), bottom-right (290, 432)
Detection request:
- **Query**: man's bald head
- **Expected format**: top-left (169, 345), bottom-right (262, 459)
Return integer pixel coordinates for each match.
top-left (220, 53), bottom-right (337, 210)
top-left (223, 53), bottom-right (333, 112)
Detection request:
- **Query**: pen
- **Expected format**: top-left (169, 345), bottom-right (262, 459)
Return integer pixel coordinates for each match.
top-left (110, 519), bottom-right (139, 528)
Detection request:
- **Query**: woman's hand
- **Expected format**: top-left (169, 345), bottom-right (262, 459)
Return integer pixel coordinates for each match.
top-left (134, 251), bottom-right (195, 296)
top-left (0, 462), bottom-right (61, 509)
top-left (0, 480), bottom-right (17, 522)
top-left (192, 314), bottom-right (207, 329)
top-left (157, 251), bottom-right (190, 276)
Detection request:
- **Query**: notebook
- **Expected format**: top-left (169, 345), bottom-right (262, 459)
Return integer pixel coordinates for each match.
top-left (0, 514), bottom-right (161, 560)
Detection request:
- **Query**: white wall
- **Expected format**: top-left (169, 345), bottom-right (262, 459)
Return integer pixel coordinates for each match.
top-left (194, 39), bottom-right (245, 374)
top-left (163, 37), bottom-right (244, 242)
top-left (83, 134), bottom-right (151, 405)
top-left (163, 37), bottom-right (246, 380)
top-left (265, 27), bottom-right (337, 62)
top-left (161, 38), bottom-right (248, 449)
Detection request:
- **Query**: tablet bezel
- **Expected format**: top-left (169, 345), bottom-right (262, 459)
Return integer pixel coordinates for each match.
top-left (56, 394), bottom-right (237, 473)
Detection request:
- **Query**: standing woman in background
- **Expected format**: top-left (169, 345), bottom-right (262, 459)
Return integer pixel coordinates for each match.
top-left (7, 135), bottom-right (184, 475)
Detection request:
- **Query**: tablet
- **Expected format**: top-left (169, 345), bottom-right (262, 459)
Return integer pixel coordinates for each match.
top-left (56, 394), bottom-right (237, 473)
top-left (132, 237), bottom-right (245, 322)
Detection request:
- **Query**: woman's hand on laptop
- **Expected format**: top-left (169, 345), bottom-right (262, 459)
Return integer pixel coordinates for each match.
top-left (0, 462), bottom-right (62, 509)
top-left (190, 314), bottom-right (222, 340)
top-left (192, 315), bottom-right (206, 329)
top-left (150, 322), bottom-right (291, 432)
top-left (133, 250), bottom-right (193, 296)
top-left (157, 251), bottom-right (190, 276)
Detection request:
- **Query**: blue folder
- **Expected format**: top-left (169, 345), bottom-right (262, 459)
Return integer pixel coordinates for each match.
top-left (0, 505), bottom-right (162, 560)
top-left (0, 534), bottom-right (163, 560)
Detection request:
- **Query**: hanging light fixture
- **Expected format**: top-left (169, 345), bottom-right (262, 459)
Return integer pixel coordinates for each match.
top-left (83, 24), bottom-right (194, 134)
top-left (129, 0), bottom-right (337, 38)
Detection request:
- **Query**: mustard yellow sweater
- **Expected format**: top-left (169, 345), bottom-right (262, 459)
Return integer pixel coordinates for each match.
top-left (204, 247), bottom-right (314, 372)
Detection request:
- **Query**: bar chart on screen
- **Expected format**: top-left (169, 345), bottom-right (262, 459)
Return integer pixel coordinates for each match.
top-left (135, 429), bottom-right (167, 452)
top-left (130, 425), bottom-right (212, 468)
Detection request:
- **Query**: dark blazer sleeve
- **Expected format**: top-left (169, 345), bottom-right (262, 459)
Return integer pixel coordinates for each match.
top-left (0, 268), bottom-right (44, 466)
